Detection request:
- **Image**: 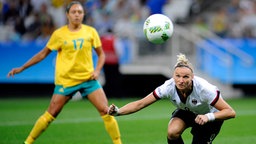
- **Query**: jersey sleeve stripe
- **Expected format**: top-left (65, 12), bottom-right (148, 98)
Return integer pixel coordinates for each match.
top-left (210, 90), bottom-right (220, 106)
top-left (153, 90), bottom-right (161, 100)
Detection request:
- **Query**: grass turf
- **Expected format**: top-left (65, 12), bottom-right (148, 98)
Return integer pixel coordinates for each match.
top-left (0, 97), bottom-right (256, 144)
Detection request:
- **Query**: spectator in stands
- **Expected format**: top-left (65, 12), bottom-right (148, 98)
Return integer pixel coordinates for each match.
top-left (227, 0), bottom-right (240, 19)
top-left (22, 12), bottom-right (41, 41)
top-left (210, 7), bottom-right (229, 38)
top-left (7, 1), bottom-right (122, 144)
top-left (131, 0), bottom-right (150, 23)
top-left (48, 0), bottom-right (66, 28)
top-left (14, 15), bottom-right (26, 36)
top-left (18, 0), bottom-right (33, 19)
top-left (1, 0), bottom-right (25, 41)
top-left (239, 0), bottom-right (256, 38)
top-left (0, 1), bottom-right (4, 23)
top-left (30, 0), bottom-right (49, 12)
top-left (111, 0), bottom-right (134, 23)
top-left (191, 15), bottom-right (209, 35)
top-left (226, 0), bottom-right (243, 38)
top-left (2, 0), bottom-right (19, 25)
top-left (92, 8), bottom-right (114, 35)
top-left (36, 13), bottom-right (55, 42)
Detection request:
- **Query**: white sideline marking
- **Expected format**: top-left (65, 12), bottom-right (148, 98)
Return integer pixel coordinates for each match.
top-left (0, 110), bottom-right (255, 127)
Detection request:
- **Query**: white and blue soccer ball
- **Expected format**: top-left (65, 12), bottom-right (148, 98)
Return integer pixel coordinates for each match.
top-left (143, 14), bottom-right (174, 44)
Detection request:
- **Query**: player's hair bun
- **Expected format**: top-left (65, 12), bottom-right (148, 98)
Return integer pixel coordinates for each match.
top-left (174, 53), bottom-right (193, 72)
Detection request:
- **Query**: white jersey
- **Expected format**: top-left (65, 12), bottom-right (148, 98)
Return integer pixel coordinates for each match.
top-left (153, 76), bottom-right (221, 114)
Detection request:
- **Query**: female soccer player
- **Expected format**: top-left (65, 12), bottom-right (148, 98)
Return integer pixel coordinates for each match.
top-left (7, 1), bottom-right (122, 144)
top-left (108, 53), bottom-right (236, 144)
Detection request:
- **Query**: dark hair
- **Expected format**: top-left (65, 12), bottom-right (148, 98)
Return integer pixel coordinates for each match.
top-left (66, 1), bottom-right (83, 13)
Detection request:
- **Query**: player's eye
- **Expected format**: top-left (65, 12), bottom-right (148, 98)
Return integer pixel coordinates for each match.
top-left (70, 10), bottom-right (82, 15)
top-left (70, 11), bottom-right (76, 14)
top-left (183, 75), bottom-right (190, 79)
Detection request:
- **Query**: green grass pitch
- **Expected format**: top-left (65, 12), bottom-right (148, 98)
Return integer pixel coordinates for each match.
top-left (0, 96), bottom-right (256, 144)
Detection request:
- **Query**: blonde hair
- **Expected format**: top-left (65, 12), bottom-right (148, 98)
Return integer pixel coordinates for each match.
top-left (174, 53), bottom-right (193, 72)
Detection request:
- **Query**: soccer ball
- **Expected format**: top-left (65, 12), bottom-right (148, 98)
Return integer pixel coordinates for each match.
top-left (143, 14), bottom-right (174, 44)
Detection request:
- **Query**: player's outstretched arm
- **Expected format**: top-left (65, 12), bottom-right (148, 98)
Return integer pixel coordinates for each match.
top-left (7, 47), bottom-right (52, 77)
top-left (108, 93), bottom-right (158, 116)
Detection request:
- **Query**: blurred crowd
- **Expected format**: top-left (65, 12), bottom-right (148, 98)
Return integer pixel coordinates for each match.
top-left (193, 0), bottom-right (256, 38)
top-left (0, 0), bottom-right (151, 43)
top-left (0, 0), bottom-right (64, 42)
top-left (224, 0), bottom-right (256, 38)
top-left (1, 0), bottom-right (256, 43)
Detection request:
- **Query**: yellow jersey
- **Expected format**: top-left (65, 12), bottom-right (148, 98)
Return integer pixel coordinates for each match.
top-left (46, 25), bottom-right (102, 87)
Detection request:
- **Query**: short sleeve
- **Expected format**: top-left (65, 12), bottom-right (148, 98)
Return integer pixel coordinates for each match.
top-left (46, 30), bottom-right (62, 51)
top-left (154, 79), bottom-right (175, 99)
top-left (201, 83), bottom-right (220, 106)
top-left (91, 28), bottom-right (102, 49)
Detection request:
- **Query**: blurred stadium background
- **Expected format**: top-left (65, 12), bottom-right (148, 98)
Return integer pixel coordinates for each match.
top-left (1, 0), bottom-right (256, 99)
top-left (1, 0), bottom-right (256, 144)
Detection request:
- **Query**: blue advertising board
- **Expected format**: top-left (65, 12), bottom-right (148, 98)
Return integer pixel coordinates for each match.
top-left (0, 41), bottom-right (55, 83)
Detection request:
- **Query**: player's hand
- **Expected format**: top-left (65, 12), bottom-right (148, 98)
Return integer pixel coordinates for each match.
top-left (108, 104), bottom-right (119, 116)
top-left (7, 67), bottom-right (25, 78)
top-left (195, 114), bottom-right (208, 125)
top-left (90, 70), bottom-right (100, 80)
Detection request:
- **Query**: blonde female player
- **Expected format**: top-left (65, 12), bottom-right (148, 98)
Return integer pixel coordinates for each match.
top-left (108, 53), bottom-right (236, 144)
top-left (7, 1), bottom-right (122, 144)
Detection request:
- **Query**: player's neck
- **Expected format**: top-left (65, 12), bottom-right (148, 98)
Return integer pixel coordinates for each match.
top-left (68, 24), bottom-right (82, 32)
top-left (177, 83), bottom-right (193, 98)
